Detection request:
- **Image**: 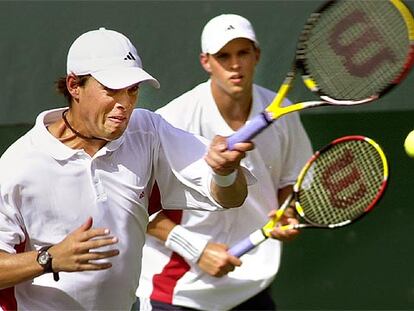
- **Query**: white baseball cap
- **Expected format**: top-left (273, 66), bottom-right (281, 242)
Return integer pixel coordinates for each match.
top-left (201, 14), bottom-right (259, 54)
top-left (67, 27), bottom-right (160, 89)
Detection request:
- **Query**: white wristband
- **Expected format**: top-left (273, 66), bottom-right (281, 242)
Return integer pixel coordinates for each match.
top-left (211, 170), bottom-right (238, 187)
top-left (165, 225), bottom-right (209, 264)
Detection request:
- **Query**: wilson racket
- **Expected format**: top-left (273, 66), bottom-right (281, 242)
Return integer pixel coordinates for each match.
top-left (227, 0), bottom-right (414, 149)
top-left (229, 136), bottom-right (389, 257)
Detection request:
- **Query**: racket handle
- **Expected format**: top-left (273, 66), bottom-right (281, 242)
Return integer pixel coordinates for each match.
top-left (227, 112), bottom-right (273, 150)
top-left (228, 229), bottom-right (267, 257)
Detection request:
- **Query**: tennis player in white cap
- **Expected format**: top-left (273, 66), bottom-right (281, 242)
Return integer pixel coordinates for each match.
top-left (136, 14), bottom-right (313, 311)
top-left (0, 27), bottom-right (254, 310)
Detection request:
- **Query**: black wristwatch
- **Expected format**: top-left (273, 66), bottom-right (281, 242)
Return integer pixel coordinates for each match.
top-left (37, 245), bottom-right (59, 281)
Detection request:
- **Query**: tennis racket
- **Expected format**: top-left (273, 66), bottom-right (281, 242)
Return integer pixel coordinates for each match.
top-left (228, 136), bottom-right (389, 257)
top-left (227, 0), bottom-right (414, 149)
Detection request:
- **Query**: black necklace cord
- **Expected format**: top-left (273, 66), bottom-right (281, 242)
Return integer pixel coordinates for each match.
top-left (61, 109), bottom-right (107, 141)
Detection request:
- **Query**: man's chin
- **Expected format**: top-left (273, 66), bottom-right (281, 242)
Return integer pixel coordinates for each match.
top-left (105, 132), bottom-right (123, 141)
top-left (102, 125), bottom-right (128, 140)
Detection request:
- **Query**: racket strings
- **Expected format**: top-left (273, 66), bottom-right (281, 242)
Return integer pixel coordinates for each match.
top-left (301, 1), bottom-right (410, 101)
top-left (297, 140), bottom-right (386, 227)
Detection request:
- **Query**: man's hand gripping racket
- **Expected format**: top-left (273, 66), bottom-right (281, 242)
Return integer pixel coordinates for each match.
top-left (229, 136), bottom-right (389, 257)
top-left (227, 0), bottom-right (414, 150)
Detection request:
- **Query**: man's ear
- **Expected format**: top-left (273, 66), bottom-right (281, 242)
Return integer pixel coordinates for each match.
top-left (66, 74), bottom-right (81, 99)
top-left (255, 47), bottom-right (261, 65)
top-left (199, 53), bottom-right (212, 74)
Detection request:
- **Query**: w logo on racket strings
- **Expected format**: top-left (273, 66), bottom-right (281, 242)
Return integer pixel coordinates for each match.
top-left (322, 149), bottom-right (367, 209)
top-left (329, 10), bottom-right (396, 77)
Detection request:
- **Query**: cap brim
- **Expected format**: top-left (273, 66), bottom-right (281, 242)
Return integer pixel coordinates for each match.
top-left (205, 33), bottom-right (258, 54)
top-left (92, 67), bottom-right (160, 90)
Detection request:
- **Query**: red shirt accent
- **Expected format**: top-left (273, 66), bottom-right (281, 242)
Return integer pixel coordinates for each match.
top-left (148, 185), bottom-right (190, 303)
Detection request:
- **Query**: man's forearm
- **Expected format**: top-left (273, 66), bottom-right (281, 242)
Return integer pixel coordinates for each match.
top-left (0, 250), bottom-right (44, 289)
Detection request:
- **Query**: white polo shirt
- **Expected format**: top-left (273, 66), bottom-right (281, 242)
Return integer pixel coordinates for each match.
top-left (137, 81), bottom-right (313, 310)
top-left (0, 107), bottom-right (233, 311)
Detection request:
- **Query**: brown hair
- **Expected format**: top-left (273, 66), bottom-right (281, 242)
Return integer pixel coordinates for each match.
top-left (55, 75), bottom-right (91, 105)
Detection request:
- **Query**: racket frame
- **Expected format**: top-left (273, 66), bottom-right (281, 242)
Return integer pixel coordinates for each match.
top-left (296, 0), bottom-right (414, 101)
top-left (227, 0), bottom-right (414, 150)
top-left (228, 136), bottom-right (389, 257)
top-left (283, 135), bottom-right (389, 230)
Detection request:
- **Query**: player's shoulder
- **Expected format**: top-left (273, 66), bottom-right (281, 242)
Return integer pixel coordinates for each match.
top-left (254, 84), bottom-right (293, 110)
top-left (0, 130), bottom-right (35, 180)
top-left (123, 109), bottom-right (168, 151)
top-left (157, 82), bottom-right (208, 115)
top-left (128, 108), bottom-right (183, 136)
top-left (128, 109), bottom-right (162, 131)
top-left (253, 84), bottom-right (276, 97)
top-left (253, 84), bottom-right (278, 107)
top-left (130, 108), bottom-right (156, 119)
top-left (1, 128), bottom-right (33, 160)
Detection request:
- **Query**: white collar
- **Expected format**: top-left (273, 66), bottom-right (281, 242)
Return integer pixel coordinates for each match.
top-left (32, 108), bottom-right (125, 160)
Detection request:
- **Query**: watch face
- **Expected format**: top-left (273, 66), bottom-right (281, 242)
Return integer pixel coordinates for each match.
top-left (38, 251), bottom-right (50, 265)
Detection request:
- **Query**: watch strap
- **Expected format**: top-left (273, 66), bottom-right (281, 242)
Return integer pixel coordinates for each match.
top-left (37, 245), bottom-right (59, 281)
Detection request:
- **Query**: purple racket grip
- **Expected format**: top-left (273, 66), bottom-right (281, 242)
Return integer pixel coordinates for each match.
top-left (227, 112), bottom-right (273, 150)
top-left (228, 236), bottom-right (256, 258)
